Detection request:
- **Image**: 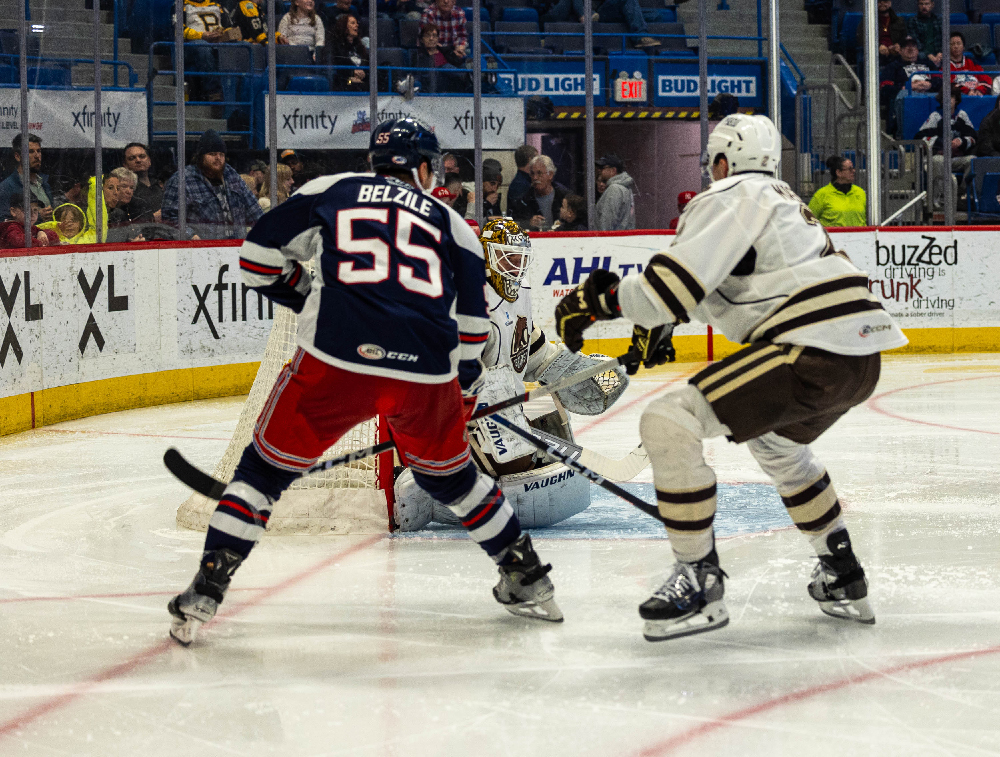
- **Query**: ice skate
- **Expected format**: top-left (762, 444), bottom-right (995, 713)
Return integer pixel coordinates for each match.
top-left (639, 558), bottom-right (729, 641)
top-left (168, 548), bottom-right (244, 646)
top-left (493, 533), bottom-right (563, 622)
top-left (808, 531), bottom-right (875, 625)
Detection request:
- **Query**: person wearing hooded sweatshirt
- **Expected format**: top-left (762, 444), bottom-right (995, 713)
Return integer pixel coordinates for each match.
top-left (38, 202), bottom-right (96, 244)
top-left (161, 130), bottom-right (263, 240)
top-left (594, 153), bottom-right (636, 230)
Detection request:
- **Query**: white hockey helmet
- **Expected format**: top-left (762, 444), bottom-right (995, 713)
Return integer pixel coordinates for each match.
top-left (704, 114), bottom-right (781, 181)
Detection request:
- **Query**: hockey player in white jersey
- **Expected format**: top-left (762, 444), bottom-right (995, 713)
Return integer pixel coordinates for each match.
top-left (555, 114), bottom-right (907, 641)
top-left (394, 217), bottom-right (630, 531)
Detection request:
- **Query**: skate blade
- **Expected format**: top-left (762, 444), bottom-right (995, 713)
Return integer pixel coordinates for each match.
top-left (503, 597), bottom-right (564, 623)
top-left (169, 616), bottom-right (203, 646)
top-left (643, 600), bottom-right (729, 642)
top-left (818, 597), bottom-right (875, 625)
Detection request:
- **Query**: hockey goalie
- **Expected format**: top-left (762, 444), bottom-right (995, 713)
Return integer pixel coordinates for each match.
top-left (394, 218), bottom-right (630, 531)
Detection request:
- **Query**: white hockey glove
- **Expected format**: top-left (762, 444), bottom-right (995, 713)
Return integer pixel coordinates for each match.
top-left (537, 345), bottom-right (629, 415)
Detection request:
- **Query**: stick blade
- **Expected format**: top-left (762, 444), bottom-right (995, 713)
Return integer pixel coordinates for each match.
top-left (163, 448), bottom-right (227, 500)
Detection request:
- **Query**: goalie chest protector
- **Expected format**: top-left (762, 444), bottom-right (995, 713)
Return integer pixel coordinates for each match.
top-left (482, 284), bottom-right (534, 381)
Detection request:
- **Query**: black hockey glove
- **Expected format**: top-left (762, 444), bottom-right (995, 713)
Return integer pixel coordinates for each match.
top-left (554, 269), bottom-right (621, 353)
top-left (624, 324), bottom-right (676, 375)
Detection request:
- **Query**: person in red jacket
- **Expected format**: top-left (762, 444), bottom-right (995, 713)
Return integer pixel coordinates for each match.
top-left (0, 195), bottom-right (50, 249)
top-left (944, 31), bottom-right (992, 96)
top-left (669, 190), bottom-right (697, 230)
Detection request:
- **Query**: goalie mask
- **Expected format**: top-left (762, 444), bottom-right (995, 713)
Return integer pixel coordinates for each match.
top-left (480, 218), bottom-right (532, 303)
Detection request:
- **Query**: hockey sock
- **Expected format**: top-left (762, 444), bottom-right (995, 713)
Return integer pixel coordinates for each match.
top-left (777, 470), bottom-right (847, 551)
top-left (413, 464), bottom-right (522, 560)
top-left (203, 444), bottom-right (298, 561)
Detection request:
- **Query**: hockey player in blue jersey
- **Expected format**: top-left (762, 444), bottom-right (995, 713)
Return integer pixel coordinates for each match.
top-left (167, 118), bottom-right (563, 646)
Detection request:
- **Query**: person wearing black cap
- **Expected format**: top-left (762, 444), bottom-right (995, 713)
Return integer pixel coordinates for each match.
top-left (161, 130), bottom-right (263, 240)
top-left (594, 153), bottom-right (636, 230)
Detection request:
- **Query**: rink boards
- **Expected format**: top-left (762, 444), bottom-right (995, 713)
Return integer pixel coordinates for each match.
top-left (3, 228), bottom-right (1000, 435)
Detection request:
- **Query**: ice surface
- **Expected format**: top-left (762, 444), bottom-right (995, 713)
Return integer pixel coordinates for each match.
top-left (2, 355), bottom-right (999, 756)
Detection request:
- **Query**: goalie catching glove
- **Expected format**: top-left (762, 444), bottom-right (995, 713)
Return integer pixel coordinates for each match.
top-left (554, 269), bottom-right (676, 373)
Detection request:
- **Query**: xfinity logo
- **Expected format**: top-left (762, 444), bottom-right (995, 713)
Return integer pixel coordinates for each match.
top-left (281, 108), bottom-right (339, 135)
top-left (71, 105), bottom-right (122, 134)
top-left (452, 111), bottom-right (507, 136)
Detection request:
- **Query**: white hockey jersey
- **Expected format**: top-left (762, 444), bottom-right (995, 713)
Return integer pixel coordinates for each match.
top-left (480, 282), bottom-right (554, 382)
top-left (618, 172), bottom-right (908, 356)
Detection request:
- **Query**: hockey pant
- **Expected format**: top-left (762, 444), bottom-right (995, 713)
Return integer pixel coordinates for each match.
top-left (202, 349), bottom-right (522, 565)
top-left (639, 384), bottom-right (848, 563)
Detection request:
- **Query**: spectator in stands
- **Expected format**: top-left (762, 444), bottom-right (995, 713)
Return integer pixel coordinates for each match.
top-left (917, 87), bottom-right (978, 209)
top-left (0, 134), bottom-right (53, 224)
top-left (882, 37), bottom-right (936, 134)
top-left (123, 143), bottom-right (165, 220)
top-left (481, 159), bottom-right (504, 218)
top-left (258, 164), bottom-right (295, 211)
top-left (80, 173), bottom-right (118, 243)
top-left (552, 193), bottom-right (588, 231)
top-left (232, 0), bottom-right (285, 44)
top-left (943, 31), bottom-right (992, 96)
top-left (111, 167), bottom-right (152, 225)
top-left (420, 0), bottom-right (469, 65)
top-left (176, 0), bottom-right (242, 103)
top-left (594, 153), bottom-right (636, 231)
top-left (508, 144), bottom-right (538, 205)
top-left (669, 190), bottom-right (696, 230)
top-left (857, 0), bottom-right (906, 64)
top-left (510, 154), bottom-right (568, 231)
top-left (541, 0), bottom-right (660, 49)
top-left (905, 0), bottom-right (942, 66)
top-left (50, 175), bottom-right (86, 210)
top-left (431, 184), bottom-right (458, 207)
top-left (328, 13), bottom-right (369, 91)
top-left (162, 129), bottom-right (263, 240)
top-left (279, 0), bottom-right (325, 55)
top-left (280, 149), bottom-right (307, 187)
top-left (413, 22), bottom-right (465, 93)
top-left (247, 159), bottom-right (268, 192)
top-left (326, 0), bottom-right (359, 21)
top-left (38, 203), bottom-right (95, 245)
top-left (975, 96), bottom-right (1000, 156)
top-left (596, 176), bottom-right (607, 197)
top-left (0, 196), bottom-right (49, 248)
top-left (808, 157), bottom-right (867, 227)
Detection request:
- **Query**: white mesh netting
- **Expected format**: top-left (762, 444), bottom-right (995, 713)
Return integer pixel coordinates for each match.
top-left (175, 304), bottom-right (389, 534)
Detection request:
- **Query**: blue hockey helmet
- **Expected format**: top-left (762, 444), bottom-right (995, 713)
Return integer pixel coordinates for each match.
top-left (369, 117), bottom-right (444, 189)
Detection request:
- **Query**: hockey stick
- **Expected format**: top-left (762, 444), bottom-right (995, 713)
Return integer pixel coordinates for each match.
top-left (526, 426), bottom-right (649, 482)
top-left (485, 413), bottom-right (665, 523)
top-left (164, 350), bottom-right (640, 500)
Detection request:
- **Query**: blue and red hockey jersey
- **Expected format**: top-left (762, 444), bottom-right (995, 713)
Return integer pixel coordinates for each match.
top-left (239, 172), bottom-right (490, 383)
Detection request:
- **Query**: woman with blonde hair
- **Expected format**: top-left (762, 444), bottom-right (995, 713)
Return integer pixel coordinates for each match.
top-left (258, 163), bottom-right (294, 211)
top-left (278, 0), bottom-right (325, 55)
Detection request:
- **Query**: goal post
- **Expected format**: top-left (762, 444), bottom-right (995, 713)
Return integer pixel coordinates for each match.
top-left (175, 304), bottom-right (396, 534)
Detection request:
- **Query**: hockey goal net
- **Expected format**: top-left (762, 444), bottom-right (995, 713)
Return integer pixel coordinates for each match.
top-left (175, 304), bottom-right (394, 534)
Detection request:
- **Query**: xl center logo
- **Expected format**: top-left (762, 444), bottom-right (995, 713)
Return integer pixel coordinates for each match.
top-left (78, 264), bottom-right (129, 354)
top-left (0, 270), bottom-right (43, 368)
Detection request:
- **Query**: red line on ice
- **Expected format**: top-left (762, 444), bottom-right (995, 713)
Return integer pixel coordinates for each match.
top-left (633, 643), bottom-right (1000, 757)
top-left (866, 373), bottom-right (1000, 436)
top-left (0, 535), bottom-right (383, 740)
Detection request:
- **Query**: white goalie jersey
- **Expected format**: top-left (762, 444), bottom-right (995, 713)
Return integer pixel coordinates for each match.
top-left (617, 172), bottom-right (908, 355)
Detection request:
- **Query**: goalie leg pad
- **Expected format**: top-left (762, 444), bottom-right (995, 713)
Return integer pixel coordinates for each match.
top-left (639, 385), bottom-right (730, 563)
top-left (471, 366), bottom-right (539, 464)
top-left (392, 468), bottom-right (436, 531)
top-left (536, 346), bottom-right (629, 415)
top-left (498, 461), bottom-right (591, 528)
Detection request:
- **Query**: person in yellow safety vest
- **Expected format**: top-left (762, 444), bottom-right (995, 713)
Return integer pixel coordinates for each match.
top-left (807, 156), bottom-right (868, 227)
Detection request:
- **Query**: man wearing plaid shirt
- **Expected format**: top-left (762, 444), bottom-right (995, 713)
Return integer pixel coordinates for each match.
top-left (420, 0), bottom-right (468, 63)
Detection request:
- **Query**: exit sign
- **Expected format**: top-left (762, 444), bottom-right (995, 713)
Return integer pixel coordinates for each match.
top-left (614, 75), bottom-right (647, 104)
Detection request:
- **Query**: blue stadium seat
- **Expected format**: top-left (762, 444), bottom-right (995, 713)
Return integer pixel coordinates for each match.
top-left (28, 65), bottom-right (71, 86)
top-left (462, 6), bottom-right (490, 25)
top-left (543, 22), bottom-right (583, 54)
top-left (953, 23), bottom-right (993, 61)
top-left (502, 7), bottom-right (539, 23)
top-left (494, 20), bottom-right (541, 53)
top-left (0, 28), bottom-right (41, 57)
top-left (376, 18), bottom-right (399, 48)
top-left (285, 75), bottom-right (328, 92)
top-left (0, 64), bottom-right (16, 84)
top-left (983, 11), bottom-right (1000, 29)
top-left (952, 12), bottom-right (970, 23)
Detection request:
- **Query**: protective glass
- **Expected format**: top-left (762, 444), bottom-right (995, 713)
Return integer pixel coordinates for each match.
top-left (486, 241), bottom-right (532, 282)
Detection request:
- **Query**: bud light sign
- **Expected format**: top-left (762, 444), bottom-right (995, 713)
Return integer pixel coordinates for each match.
top-left (498, 62), bottom-right (606, 105)
top-left (653, 63), bottom-right (763, 107)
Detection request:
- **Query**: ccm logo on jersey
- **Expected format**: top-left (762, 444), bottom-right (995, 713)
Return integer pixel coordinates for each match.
top-left (858, 324), bottom-right (892, 338)
top-left (357, 343), bottom-right (419, 362)
top-left (523, 469), bottom-right (575, 491)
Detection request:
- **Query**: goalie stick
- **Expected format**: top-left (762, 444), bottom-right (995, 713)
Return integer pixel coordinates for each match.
top-left (528, 426), bottom-right (649, 482)
top-left (486, 413), bottom-right (665, 524)
top-left (165, 350), bottom-right (640, 500)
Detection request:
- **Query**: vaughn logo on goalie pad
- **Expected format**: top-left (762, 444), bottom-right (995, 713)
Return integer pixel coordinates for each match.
top-left (523, 469), bottom-right (575, 491)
